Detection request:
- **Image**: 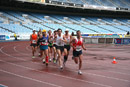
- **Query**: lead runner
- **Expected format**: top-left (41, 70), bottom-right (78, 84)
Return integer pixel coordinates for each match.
top-left (71, 30), bottom-right (86, 75)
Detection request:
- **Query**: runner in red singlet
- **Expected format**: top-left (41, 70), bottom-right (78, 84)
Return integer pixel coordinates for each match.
top-left (71, 30), bottom-right (86, 75)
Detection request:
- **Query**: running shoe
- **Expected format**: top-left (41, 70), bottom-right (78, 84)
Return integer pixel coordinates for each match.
top-left (53, 58), bottom-right (56, 64)
top-left (49, 58), bottom-right (52, 62)
top-left (38, 53), bottom-right (41, 57)
top-left (42, 58), bottom-right (45, 64)
top-left (32, 56), bottom-right (35, 59)
top-left (78, 70), bottom-right (82, 75)
top-left (60, 66), bottom-right (63, 70)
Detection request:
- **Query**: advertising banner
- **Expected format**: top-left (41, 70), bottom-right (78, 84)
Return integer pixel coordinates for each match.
top-left (0, 35), bottom-right (5, 40)
top-left (115, 38), bottom-right (122, 44)
top-left (123, 38), bottom-right (130, 44)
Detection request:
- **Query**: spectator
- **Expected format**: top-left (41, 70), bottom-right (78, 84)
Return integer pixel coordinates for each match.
top-left (14, 33), bottom-right (17, 40)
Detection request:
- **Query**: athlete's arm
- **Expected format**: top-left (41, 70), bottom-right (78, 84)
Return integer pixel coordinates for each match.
top-left (70, 43), bottom-right (75, 49)
top-left (70, 37), bottom-right (75, 44)
top-left (82, 43), bottom-right (86, 50)
top-left (70, 35), bottom-right (72, 40)
top-left (49, 35), bottom-right (53, 42)
top-left (70, 40), bottom-right (74, 48)
top-left (53, 35), bottom-right (56, 43)
top-left (62, 35), bottom-right (66, 43)
top-left (54, 35), bottom-right (57, 41)
top-left (39, 35), bottom-right (43, 42)
top-left (70, 38), bottom-right (76, 49)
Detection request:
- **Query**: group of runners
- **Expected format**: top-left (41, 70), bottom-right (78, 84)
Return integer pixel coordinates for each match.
top-left (30, 29), bottom-right (86, 75)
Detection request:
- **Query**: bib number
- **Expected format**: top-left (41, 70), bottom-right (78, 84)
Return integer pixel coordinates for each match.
top-left (58, 42), bottom-right (62, 45)
top-left (76, 46), bottom-right (81, 51)
top-left (41, 39), bottom-right (47, 45)
top-left (32, 40), bottom-right (36, 44)
top-left (58, 39), bottom-right (63, 46)
top-left (42, 42), bottom-right (46, 44)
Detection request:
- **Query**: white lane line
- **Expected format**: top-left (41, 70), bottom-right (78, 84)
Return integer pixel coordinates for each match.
top-left (12, 45), bottom-right (130, 81)
top-left (108, 70), bottom-right (130, 76)
top-left (0, 46), bottom-right (113, 87)
top-left (3, 45), bottom-right (130, 81)
top-left (2, 46), bottom-right (130, 83)
top-left (0, 59), bottom-right (112, 87)
top-left (67, 63), bottom-right (130, 82)
top-left (84, 51), bottom-right (130, 68)
top-left (0, 84), bottom-right (8, 87)
top-left (13, 45), bottom-right (130, 76)
top-left (0, 69), bottom-right (62, 87)
top-left (14, 45), bottom-right (31, 55)
top-left (23, 43), bottom-right (130, 68)
top-left (83, 60), bottom-right (130, 71)
top-left (18, 44), bottom-right (130, 71)
top-left (0, 47), bottom-right (27, 61)
top-left (1, 45), bottom-right (130, 83)
top-left (26, 45), bottom-right (31, 51)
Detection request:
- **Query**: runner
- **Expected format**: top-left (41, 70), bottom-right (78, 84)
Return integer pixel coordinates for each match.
top-left (52, 30), bottom-right (58, 63)
top-left (39, 29), bottom-right (49, 66)
top-left (71, 30), bottom-right (86, 75)
top-left (71, 32), bottom-right (76, 59)
top-left (37, 29), bottom-right (42, 56)
top-left (55, 29), bottom-right (66, 69)
top-left (63, 29), bottom-right (72, 66)
top-left (48, 30), bottom-right (53, 62)
top-left (30, 30), bottom-right (38, 58)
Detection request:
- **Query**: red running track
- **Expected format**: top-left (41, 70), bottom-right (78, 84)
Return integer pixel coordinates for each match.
top-left (0, 41), bottom-right (130, 87)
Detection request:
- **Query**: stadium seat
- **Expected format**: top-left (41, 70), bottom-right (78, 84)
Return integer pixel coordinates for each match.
top-left (0, 10), bottom-right (129, 36)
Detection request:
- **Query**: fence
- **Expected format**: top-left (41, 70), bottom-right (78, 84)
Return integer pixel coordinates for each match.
top-left (83, 37), bottom-right (130, 45)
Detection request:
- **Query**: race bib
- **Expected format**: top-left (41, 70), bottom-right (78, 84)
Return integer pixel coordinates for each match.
top-left (58, 42), bottom-right (62, 45)
top-left (41, 39), bottom-right (47, 45)
top-left (76, 46), bottom-right (81, 51)
top-left (58, 39), bottom-right (63, 46)
top-left (42, 42), bottom-right (46, 44)
top-left (32, 40), bottom-right (36, 44)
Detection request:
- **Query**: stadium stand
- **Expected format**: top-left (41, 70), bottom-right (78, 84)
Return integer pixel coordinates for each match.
top-left (0, 0), bottom-right (129, 41)
top-left (0, 10), bottom-right (129, 36)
